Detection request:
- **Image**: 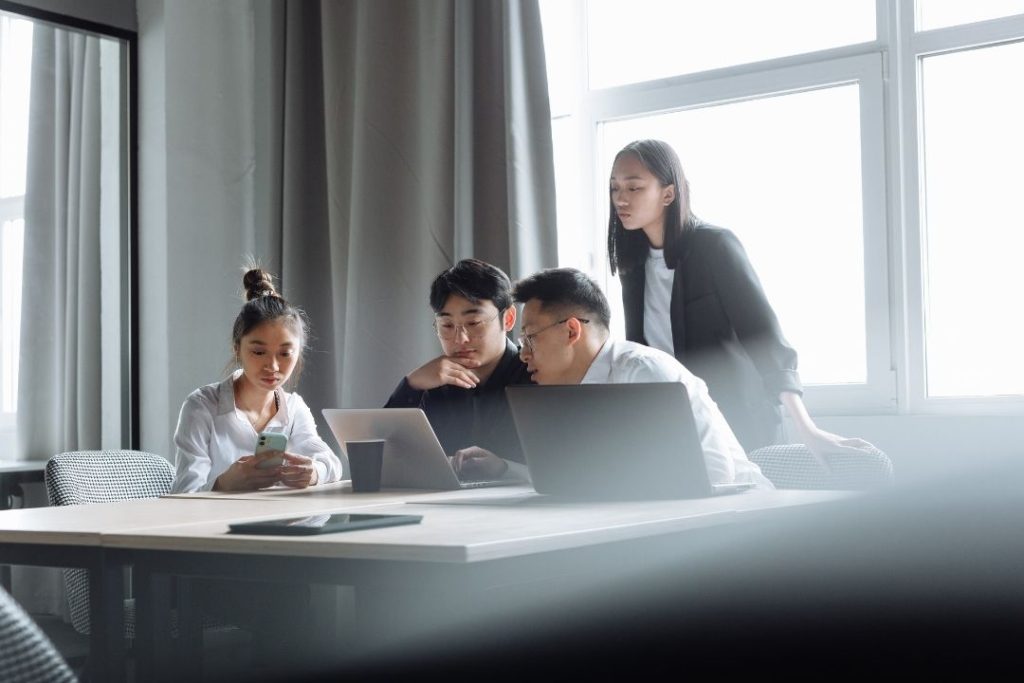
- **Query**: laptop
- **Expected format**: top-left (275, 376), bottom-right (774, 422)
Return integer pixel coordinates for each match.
top-left (505, 383), bottom-right (755, 500)
top-left (322, 408), bottom-right (522, 490)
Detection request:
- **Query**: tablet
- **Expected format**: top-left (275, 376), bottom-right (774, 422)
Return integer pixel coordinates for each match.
top-left (227, 513), bottom-right (423, 535)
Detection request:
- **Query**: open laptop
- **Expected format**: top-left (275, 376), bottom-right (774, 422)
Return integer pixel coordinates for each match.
top-left (322, 408), bottom-right (522, 490)
top-left (505, 383), bottom-right (755, 500)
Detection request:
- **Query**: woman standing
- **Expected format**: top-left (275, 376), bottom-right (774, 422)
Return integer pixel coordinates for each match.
top-left (608, 139), bottom-right (873, 464)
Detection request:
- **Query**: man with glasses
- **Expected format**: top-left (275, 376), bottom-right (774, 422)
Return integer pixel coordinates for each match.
top-left (513, 267), bottom-right (772, 488)
top-left (385, 259), bottom-right (532, 481)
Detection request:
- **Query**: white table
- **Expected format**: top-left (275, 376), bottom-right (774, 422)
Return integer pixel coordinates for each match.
top-left (0, 486), bottom-right (850, 681)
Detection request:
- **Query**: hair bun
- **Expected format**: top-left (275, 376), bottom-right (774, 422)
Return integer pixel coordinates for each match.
top-left (242, 268), bottom-right (278, 301)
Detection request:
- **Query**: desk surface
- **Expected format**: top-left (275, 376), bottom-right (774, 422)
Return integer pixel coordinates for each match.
top-left (0, 461), bottom-right (46, 474)
top-left (102, 488), bottom-right (848, 563)
top-left (1, 484), bottom-right (851, 561)
top-left (0, 492), bottom-right (406, 546)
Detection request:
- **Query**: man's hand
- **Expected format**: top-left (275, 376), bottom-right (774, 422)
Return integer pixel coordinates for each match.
top-left (406, 354), bottom-right (482, 391)
top-left (451, 446), bottom-right (508, 481)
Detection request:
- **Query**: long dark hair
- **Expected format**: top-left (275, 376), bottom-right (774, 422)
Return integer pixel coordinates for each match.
top-left (230, 268), bottom-right (309, 387)
top-left (607, 139), bottom-right (698, 275)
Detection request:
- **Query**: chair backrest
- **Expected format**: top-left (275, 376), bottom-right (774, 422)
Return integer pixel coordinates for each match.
top-left (43, 450), bottom-right (174, 637)
top-left (44, 450), bottom-right (174, 507)
top-left (748, 444), bottom-right (895, 490)
top-left (0, 587), bottom-right (76, 683)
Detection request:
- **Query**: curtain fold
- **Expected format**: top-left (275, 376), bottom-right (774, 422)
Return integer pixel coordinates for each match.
top-left (275, 0), bottom-right (558, 427)
top-left (14, 24), bottom-right (103, 620)
top-left (17, 26), bottom-right (103, 461)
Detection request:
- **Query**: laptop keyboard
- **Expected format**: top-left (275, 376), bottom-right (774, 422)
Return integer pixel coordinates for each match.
top-left (457, 478), bottom-right (517, 489)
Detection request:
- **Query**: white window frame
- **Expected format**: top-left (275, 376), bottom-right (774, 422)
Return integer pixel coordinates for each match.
top-left (890, 2), bottom-right (1024, 415)
top-left (547, 0), bottom-right (1024, 417)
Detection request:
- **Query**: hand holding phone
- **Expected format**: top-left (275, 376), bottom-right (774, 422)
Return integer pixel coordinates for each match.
top-left (254, 431), bottom-right (288, 470)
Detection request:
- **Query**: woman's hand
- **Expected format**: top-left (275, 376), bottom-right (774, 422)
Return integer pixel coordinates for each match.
top-left (801, 428), bottom-right (878, 472)
top-left (779, 391), bottom-right (877, 473)
top-left (278, 452), bottom-right (319, 489)
top-left (213, 455), bottom-right (283, 491)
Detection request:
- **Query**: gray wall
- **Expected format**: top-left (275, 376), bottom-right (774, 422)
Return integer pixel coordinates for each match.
top-left (138, 0), bottom-right (276, 459)
top-left (2, 0), bottom-right (136, 32)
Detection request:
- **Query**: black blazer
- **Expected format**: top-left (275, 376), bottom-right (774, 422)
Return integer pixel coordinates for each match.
top-left (384, 339), bottom-right (532, 463)
top-left (621, 224), bottom-right (802, 451)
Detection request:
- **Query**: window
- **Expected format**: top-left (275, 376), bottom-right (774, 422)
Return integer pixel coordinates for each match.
top-left (0, 7), bottom-right (136, 458)
top-left (916, 0), bottom-right (1024, 31)
top-left (540, 0), bottom-right (1024, 415)
top-left (586, 0), bottom-right (875, 88)
top-left (0, 13), bottom-right (32, 444)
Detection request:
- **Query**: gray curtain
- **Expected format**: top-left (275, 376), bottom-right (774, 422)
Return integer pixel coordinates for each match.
top-left (13, 25), bottom-right (104, 619)
top-left (272, 0), bottom-right (558, 427)
top-left (17, 26), bottom-right (102, 461)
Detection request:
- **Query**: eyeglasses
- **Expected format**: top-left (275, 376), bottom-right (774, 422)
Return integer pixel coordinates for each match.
top-left (517, 318), bottom-right (590, 354)
top-left (433, 310), bottom-right (501, 341)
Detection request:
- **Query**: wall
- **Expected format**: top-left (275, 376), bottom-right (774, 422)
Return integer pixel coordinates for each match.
top-left (2, 0), bottom-right (136, 32)
top-left (137, 0), bottom-right (275, 458)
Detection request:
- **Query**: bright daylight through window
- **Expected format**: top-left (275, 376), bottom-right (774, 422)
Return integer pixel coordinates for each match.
top-left (0, 13), bottom-right (32, 437)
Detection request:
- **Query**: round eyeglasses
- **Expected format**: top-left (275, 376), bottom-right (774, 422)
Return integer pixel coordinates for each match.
top-left (433, 310), bottom-right (501, 341)
top-left (517, 318), bottom-right (590, 353)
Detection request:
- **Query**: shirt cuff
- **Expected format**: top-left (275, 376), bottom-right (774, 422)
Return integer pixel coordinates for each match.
top-left (502, 459), bottom-right (531, 483)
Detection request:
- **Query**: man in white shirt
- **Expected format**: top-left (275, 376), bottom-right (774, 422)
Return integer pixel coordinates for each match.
top-left (510, 267), bottom-right (772, 488)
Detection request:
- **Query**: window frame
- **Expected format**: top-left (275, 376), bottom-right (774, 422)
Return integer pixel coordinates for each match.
top-left (0, 0), bottom-right (141, 451)
top-left (894, 2), bottom-right (1024, 415)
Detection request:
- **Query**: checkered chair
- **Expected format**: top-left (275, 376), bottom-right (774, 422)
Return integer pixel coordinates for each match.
top-left (0, 586), bottom-right (76, 683)
top-left (44, 450), bottom-right (174, 638)
top-left (748, 444), bottom-right (894, 490)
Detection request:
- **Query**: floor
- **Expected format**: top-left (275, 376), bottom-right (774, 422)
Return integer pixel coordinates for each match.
top-left (33, 613), bottom-right (266, 682)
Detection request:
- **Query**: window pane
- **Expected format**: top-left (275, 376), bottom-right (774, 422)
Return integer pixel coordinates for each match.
top-left (551, 115), bottom-right (588, 272)
top-left (919, 42), bottom-right (1024, 397)
top-left (917, 0), bottom-right (1024, 31)
top-left (539, 0), bottom-right (578, 117)
top-left (601, 85), bottom-right (867, 385)
top-left (0, 14), bottom-right (33, 199)
top-left (587, 0), bottom-right (875, 89)
top-left (1, 220), bottom-right (24, 413)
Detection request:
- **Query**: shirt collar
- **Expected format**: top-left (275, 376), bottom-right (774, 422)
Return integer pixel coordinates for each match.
top-left (581, 338), bottom-right (614, 384)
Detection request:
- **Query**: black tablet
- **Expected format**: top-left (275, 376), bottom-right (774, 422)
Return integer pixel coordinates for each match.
top-left (227, 513), bottom-right (423, 535)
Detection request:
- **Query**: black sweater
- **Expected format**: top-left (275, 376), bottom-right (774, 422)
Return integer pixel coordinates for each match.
top-left (621, 224), bottom-right (802, 451)
top-left (384, 339), bottom-right (532, 463)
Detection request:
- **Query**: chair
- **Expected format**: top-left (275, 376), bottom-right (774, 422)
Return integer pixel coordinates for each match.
top-left (0, 586), bottom-right (77, 683)
top-left (748, 444), bottom-right (894, 490)
top-left (44, 449), bottom-right (174, 637)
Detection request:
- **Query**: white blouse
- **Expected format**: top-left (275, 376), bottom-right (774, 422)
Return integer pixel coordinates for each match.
top-left (171, 372), bottom-right (343, 493)
top-left (643, 248), bottom-right (676, 356)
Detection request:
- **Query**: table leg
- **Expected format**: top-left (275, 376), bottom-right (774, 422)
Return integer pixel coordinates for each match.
top-left (87, 552), bottom-right (126, 683)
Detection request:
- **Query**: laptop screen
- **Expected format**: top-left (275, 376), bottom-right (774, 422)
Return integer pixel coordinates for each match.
top-left (505, 383), bottom-right (712, 500)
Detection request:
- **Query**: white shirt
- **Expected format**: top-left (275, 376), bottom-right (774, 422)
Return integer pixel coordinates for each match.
top-left (581, 338), bottom-right (773, 489)
top-left (171, 372), bottom-right (343, 493)
top-left (643, 248), bottom-right (675, 356)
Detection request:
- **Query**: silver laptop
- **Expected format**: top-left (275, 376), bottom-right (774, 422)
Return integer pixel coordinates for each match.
top-left (322, 408), bottom-right (521, 490)
top-left (505, 383), bottom-right (755, 500)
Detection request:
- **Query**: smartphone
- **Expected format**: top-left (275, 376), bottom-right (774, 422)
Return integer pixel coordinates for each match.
top-left (227, 513), bottom-right (423, 535)
top-left (254, 431), bottom-right (288, 469)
